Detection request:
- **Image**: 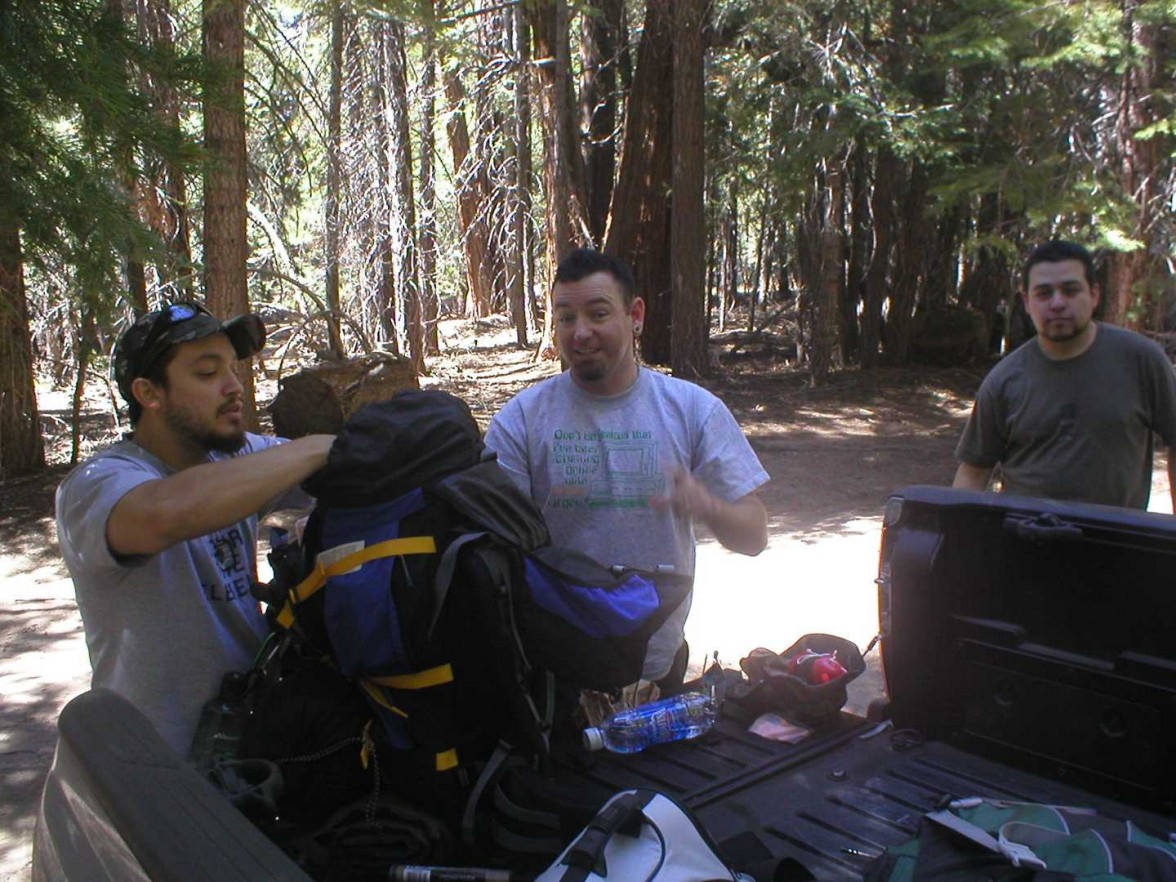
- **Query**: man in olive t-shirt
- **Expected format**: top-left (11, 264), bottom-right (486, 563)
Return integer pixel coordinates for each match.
top-left (954, 240), bottom-right (1176, 509)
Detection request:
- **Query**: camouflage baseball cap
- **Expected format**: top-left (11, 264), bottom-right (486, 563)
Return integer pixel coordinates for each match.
top-left (114, 302), bottom-right (266, 404)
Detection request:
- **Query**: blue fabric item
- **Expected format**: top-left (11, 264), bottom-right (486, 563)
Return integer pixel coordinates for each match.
top-left (523, 557), bottom-right (659, 638)
top-left (319, 489), bottom-right (425, 679)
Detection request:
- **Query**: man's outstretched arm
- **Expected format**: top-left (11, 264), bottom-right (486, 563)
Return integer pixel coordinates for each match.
top-left (107, 434), bottom-right (335, 557)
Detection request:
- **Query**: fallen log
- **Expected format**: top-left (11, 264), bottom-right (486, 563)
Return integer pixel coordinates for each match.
top-left (268, 352), bottom-right (418, 438)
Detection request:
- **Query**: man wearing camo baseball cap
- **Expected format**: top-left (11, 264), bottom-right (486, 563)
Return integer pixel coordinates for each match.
top-left (56, 300), bottom-right (335, 755)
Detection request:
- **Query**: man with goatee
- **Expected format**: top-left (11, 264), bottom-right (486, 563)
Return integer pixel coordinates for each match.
top-left (56, 303), bottom-right (333, 755)
top-left (954, 240), bottom-right (1176, 510)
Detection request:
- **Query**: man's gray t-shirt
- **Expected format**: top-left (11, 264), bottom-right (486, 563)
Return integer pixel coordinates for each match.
top-left (56, 433), bottom-right (303, 754)
top-left (955, 323), bottom-right (1176, 508)
top-left (485, 368), bottom-right (769, 680)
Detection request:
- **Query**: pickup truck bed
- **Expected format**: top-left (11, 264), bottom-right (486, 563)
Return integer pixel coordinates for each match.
top-left (33, 486), bottom-right (1176, 881)
top-left (555, 711), bottom-right (1176, 880)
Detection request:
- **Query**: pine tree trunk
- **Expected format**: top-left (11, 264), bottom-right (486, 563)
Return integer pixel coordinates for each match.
top-left (604, 0), bottom-right (674, 365)
top-left (372, 21), bottom-right (399, 356)
top-left (1105, 3), bottom-right (1172, 329)
top-left (882, 160), bottom-right (927, 366)
top-left (0, 226), bottom-right (45, 478)
top-left (861, 146), bottom-right (899, 368)
top-left (137, 0), bottom-right (192, 297)
top-left (323, 2), bottom-right (346, 357)
top-left (418, 1), bottom-right (440, 354)
top-left (385, 19), bottom-right (424, 373)
top-left (579, 0), bottom-right (623, 244)
top-left (442, 68), bottom-right (496, 319)
top-left (670, 0), bottom-right (707, 379)
top-left (529, 0), bottom-right (590, 360)
top-left (202, 0), bottom-right (257, 425)
top-left (511, 3), bottom-right (534, 348)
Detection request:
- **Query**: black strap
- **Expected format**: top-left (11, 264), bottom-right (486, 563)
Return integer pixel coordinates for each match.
top-left (461, 741), bottom-right (516, 848)
top-left (430, 531), bottom-right (489, 638)
top-left (560, 793), bottom-right (646, 879)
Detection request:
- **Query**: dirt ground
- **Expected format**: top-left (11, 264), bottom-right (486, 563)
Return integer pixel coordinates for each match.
top-left (2, 316), bottom-right (1163, 880)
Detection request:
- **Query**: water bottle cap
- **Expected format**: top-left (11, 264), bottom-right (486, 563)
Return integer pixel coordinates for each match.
top-left (583, 727), bottom-right (605, 752)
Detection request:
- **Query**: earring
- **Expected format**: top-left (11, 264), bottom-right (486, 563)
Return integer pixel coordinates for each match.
top-left (634, 323), bottom-right (642, 333)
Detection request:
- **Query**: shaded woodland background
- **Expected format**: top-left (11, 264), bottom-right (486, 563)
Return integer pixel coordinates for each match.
top-left (3, 0), bottom-right (1175, 478)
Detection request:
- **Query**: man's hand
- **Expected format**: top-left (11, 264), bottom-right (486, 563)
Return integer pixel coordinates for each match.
top-left (652, 469), bottom-right (767, 556)
top-left (651, 469), bottom-right (717, 521)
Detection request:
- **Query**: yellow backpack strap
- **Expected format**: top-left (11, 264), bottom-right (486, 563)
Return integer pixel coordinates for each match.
top-left (274, 535), bottom-right (436, 628)
top-left (366, 663), bottom-right (455, 691)
top-left (359, 665), bottom-right (460, 772)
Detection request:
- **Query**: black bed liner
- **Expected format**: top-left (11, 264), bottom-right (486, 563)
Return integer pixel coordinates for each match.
top-left (554, 712), bottom-right (1176, 880)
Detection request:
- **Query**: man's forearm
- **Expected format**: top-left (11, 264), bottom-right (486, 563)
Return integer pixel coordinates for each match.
top-left (953, 462), bottom-right (994, 491)
top-left (108, 434), bottom-right (335, 556)
top-left (703, 492), bottom-right (768, 556)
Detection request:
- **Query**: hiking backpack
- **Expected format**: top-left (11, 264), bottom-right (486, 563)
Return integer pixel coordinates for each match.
top-left (264, 390), bottom-right (691, 812)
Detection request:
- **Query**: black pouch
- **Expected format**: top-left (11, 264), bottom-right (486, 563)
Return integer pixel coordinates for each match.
top-left (727, 633), bottom-right (866, 726)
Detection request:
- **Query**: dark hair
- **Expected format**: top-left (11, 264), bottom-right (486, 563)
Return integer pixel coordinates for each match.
top-left (1023, 240), bottom-right (1097, 290)
top-left (554, 248), bottom-right (637, 305)
top-left (125, 348), bottom-right (177, 425)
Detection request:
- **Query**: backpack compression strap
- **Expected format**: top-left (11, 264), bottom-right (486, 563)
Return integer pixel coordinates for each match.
top-left (274, 535), bottom-right (437, 629)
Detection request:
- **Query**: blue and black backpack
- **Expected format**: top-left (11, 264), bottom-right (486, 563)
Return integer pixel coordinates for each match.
top-left (264, 390), bottom-right (691, 814)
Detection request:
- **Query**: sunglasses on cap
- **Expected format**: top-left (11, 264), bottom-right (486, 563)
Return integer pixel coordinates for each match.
top-left (117, 301), bottom-right (266, 397)
top-left (132, 302), bottom-right (216, 377)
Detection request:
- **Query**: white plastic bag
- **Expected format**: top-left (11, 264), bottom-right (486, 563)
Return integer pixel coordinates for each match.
top-left (535, 788), bottom-right (753, 882)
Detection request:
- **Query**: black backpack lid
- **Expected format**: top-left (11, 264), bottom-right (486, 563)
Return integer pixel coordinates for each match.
top-left (304, 390), bottom-right (484, 505)
top-left (431, 459), bottom-right (550, 552)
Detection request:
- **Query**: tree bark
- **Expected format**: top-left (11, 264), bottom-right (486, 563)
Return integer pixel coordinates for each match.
top-left (670, 0), bottom-right (707, 379)
top-left (418, 1), bottom-right (440, 354)
top-left (604, 0), bottom-right (674, 365)
top-left (1105, 3), bottom-right (1172, 328)
top-left (861, 146), bottom-right (899, 367)
top-left (385, 18), bottom-right (424, 373)
top-left (720, 179), bottom-right (738, 334)
top-left (881, 159), bottom-right (927, 366)
top-left (323, 2), bottom-right (346, 358)
top-left (442, 68), bottom-right (496, 319)
top-left (137, 0), bottom-right (192, 298)
top-left (579, 0), bottom-right (623, 244)
top-left (529, 0), bottom-right (591, 358)
top-left (0, 226), bottom-right (45, 478)
top-left (511, 4), bottom-right (534, 347)
top-left (202, 0), bottom-right (257, 426)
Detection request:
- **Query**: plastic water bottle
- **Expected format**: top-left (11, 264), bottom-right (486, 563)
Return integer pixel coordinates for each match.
top-left (582, 692), bottom-right (717, 753)
top-left (189, 671), bottom-right (250, 770)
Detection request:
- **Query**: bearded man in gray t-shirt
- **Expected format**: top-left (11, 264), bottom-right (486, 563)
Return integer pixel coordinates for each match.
top-left (486, 248), bottom-right (769, 690)
top-left (56, 303), bottom-right (334, 755)
top-left (954, 240), bottom-right (1176, 509)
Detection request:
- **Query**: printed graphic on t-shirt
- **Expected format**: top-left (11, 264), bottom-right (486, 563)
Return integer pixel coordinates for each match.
top-left (203, 526), bottom-right (253, 602)
top-left (547, 428), bottom-right (665, 509)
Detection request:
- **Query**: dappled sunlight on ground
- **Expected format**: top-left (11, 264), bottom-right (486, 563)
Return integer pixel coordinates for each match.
top-left (0, 553), bottom-right (90, 882)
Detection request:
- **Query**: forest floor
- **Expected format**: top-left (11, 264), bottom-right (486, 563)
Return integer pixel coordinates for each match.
top-left (2, 313), bottom-right (1169, 880)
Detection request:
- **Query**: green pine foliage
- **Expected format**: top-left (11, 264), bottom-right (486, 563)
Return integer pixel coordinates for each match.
top-left (0, 0), bottom-right (202, 299)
